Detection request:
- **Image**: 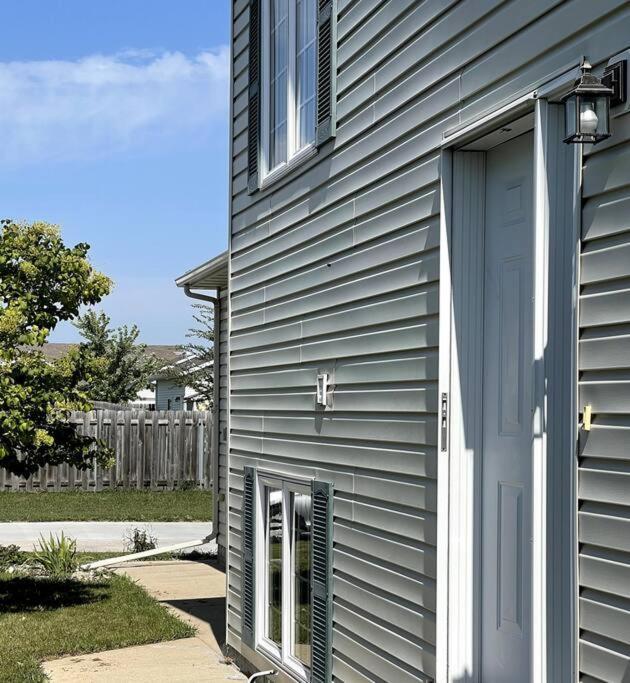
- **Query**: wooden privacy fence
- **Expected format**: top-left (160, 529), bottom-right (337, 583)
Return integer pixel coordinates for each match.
top-left (0, 409), bottom-right (213, 492)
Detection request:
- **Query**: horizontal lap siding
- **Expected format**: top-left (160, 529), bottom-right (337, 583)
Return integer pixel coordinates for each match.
top-left (155, 380), bottom-right (184, 411)
top-left (578, 111), bottom-right (630, 682)
top-left (218, 287), bottom-right (229, 556)
top-left (228, 0), bottom-right (630, 680)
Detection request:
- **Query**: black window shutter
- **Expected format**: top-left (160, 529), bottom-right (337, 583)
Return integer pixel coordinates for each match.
top-left (241, 466), bottom-right (256, 647)
top-left (247, 0), bottom-right (261, 194)
top-left (311, 480), bottom-right (333, 683)
top-left (316, 0), bottom-right (337, 147)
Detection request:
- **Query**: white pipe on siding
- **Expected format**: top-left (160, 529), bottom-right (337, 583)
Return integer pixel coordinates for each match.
top-left (247, 671), bottom-right (276, 682)
top-left (82, 536), bottom-right (213, 569)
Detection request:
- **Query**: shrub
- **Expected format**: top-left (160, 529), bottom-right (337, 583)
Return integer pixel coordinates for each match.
top-left (124, 527), bottom-right (157, 554)
top-left (0, 544), bottom-right (24, 569)
top-left (32, 533), bottom-right (78, 579)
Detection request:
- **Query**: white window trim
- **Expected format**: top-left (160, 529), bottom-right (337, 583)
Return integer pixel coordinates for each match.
top-left (260, 0), bottom-right (317, 186)
top-left (255, 472), bottom-right (312, 682)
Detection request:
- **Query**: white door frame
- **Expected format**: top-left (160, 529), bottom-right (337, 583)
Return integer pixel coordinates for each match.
top-left (436, 83), bottom-right (581, 682)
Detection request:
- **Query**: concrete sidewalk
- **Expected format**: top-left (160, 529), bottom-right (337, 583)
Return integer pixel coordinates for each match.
top-left (0, 521), bottom-right (216, 553)
top-left (43, 560), bottom-right (245, 682)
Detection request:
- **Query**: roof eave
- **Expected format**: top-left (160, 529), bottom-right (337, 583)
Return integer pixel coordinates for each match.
top-left (175, 250), bottom-right (228, 290)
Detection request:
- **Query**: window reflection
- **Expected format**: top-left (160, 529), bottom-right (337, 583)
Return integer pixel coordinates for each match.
top-left (292, 491), bottom-right (312, 667)
top-left (295, 0), bottom-right (316, 149)
top-left (269, 0), bottom-right (288, 169)
top-left (266, 486), bottom-right (283, 646)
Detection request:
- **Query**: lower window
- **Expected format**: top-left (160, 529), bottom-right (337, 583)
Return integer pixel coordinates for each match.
top-left (257, 475), bottom-right (312, 680)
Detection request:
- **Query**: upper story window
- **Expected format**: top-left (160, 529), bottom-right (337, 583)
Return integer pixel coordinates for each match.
top-left (261, 0), bottom-right (317, 181)
top-left (247, 0), bottom-right (337, 194)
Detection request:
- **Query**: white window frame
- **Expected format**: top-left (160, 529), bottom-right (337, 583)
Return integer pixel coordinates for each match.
top-left (260, 0), bottom-right (317, 186)
top-left (255, 472), bottom-right (312, 682)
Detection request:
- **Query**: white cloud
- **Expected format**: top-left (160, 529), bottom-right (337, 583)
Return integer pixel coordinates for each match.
top-left (0, 47), bottom-right (230, 164)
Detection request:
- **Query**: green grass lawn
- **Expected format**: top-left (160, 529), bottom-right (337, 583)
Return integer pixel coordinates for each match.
top-left (0, 571), bottom-right (195, 682)
top-left (0, 489), bottom-right (212, 522)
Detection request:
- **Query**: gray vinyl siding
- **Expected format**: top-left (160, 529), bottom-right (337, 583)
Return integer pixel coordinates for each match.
top-left (578, 110), bottom-right (630, 682)
top-left (227, 1), bottom-right (630, 681)
top-left (155, 379), bottom-right (184, 411)
top-left (218, 286), bottom-right (229, 559)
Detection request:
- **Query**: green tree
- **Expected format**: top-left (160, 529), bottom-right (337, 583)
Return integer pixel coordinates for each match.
top-left (164, 303), bottom-right (214, 408)
top-left (74, 310), bottom-right (159, 403)
top-left (0, 219), bottom-right (112, 477)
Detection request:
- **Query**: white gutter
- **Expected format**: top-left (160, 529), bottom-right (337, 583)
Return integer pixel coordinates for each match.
top-left (82, 287), bottom-right (222, 571)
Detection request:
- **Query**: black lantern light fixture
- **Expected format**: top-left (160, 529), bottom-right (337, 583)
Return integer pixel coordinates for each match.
top-left (562, 58), bottom-right (613, 145)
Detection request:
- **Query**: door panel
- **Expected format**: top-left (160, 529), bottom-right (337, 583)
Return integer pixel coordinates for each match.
top-left (481, 132), bottom-right (534, 682)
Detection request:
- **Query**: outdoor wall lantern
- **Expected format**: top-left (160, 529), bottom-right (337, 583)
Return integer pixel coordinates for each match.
top-left (562, 58), bottom-right (617, 144)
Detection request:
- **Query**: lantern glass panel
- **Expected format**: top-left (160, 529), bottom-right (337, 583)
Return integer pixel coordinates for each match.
top-left (564, 95), bottom-right (577, 140)
top-left (595, 95), bottom-right (610, 137)
top-left (578, 95), bottom-right (600, 138)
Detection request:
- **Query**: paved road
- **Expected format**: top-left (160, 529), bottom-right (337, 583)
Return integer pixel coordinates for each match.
top-left (0, 521), bottom-right (216, 553)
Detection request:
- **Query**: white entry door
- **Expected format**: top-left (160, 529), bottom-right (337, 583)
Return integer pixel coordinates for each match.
top-left (481, 132), bottom-right (534, 681)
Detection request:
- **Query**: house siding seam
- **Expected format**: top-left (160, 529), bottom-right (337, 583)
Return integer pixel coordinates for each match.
top-left (578, 109), bottom-right (630, 682)
top-left (227, 0), bottom-right (630, 681)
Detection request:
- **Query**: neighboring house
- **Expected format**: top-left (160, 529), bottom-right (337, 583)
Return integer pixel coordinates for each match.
top-left (40, 343), bottom-right (194, 410)
top-left (152, 377), bottom-right (185, 411)
top-left (150, 354), bottom-right (214, 411)
top-left (199, 3), bottom-right (630, 683)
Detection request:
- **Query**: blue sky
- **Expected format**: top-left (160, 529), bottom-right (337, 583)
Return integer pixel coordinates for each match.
top-left (0, 0), bottom-right (231, 344)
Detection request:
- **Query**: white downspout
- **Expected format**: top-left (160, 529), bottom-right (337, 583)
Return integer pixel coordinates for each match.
top-left (247, 671), bottom-right (276, 682)
top-left (83, 287), bottom-right (222, 570)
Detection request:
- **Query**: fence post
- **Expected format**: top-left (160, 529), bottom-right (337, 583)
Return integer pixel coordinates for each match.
top-left (210, 413), bottom-right (219, 488)
top-left (81, 412), bottom-right (90, 490)
top-left (192, 413), bottom-right (200, 486)
top-left (151, 411), bottom-right (159, 489)
top-left (137, 411), bottom-right (145, 490)
top-left (166, 412), bottom-right (175, 491)
top-left (95, 409), bottom-right (104, 492)
top-left (108, 410), bottom-right (117, 489)
top-left (122, 411), bottom-right (131, 488)
top-left (179, 412), bottom-right (187, 488)
top-left (68, 412), bottom-right (77, 491)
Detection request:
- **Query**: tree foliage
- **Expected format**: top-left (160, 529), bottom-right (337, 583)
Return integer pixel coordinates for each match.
top-left (73, 310), bottom-right (159, 404)
top-left (164, 303), bottom-right (214, 408)
top-left (0, 220), bottom-right (112, 476)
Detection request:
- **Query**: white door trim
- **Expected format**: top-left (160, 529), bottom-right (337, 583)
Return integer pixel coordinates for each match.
top-left (435, 141), bottom-right (453, 683)
top-left (436, 92), bottom-right (579, 683)
top-left (532, 98), bottom-right (550, 683)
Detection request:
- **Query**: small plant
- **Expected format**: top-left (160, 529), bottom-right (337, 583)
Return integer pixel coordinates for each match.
top-left (124, 527), bottom-right (157, 554)
top-left (32, 533), bottom-right (78, 579)
top-left (0, 544), bottom-right (24, 569)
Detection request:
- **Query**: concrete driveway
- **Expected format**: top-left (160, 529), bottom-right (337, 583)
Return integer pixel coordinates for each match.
top-left (0, 521), bottom-right (216, 554)
top-left (42, 559), bottom-right (245, 682)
